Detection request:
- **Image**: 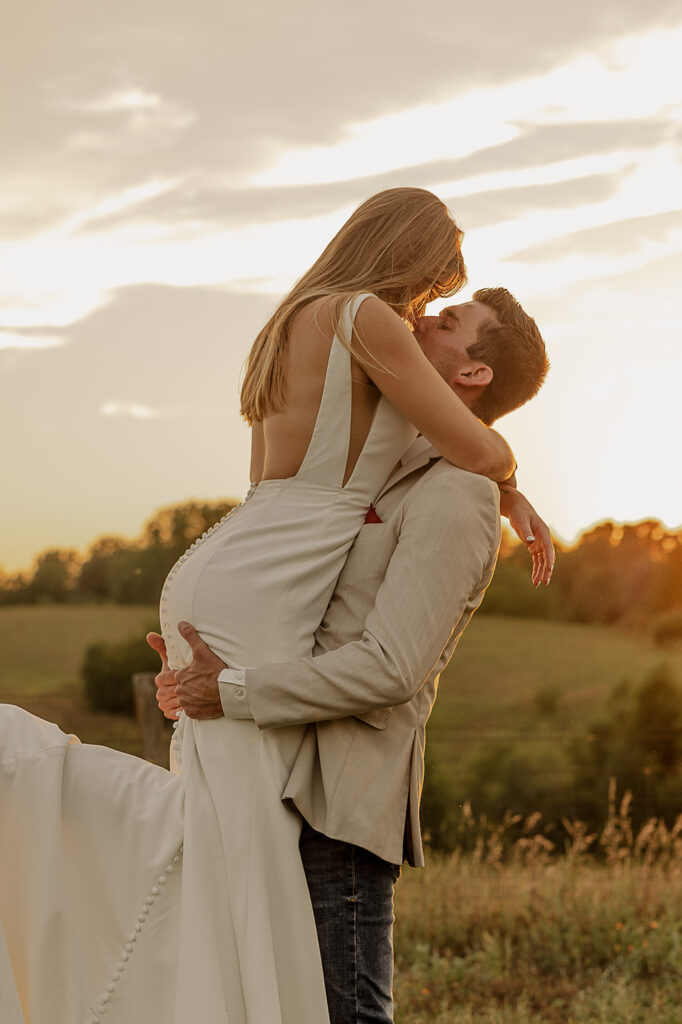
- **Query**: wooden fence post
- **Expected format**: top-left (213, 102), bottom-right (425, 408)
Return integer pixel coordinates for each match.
top-left (132, 672), bottom-right (168, 767)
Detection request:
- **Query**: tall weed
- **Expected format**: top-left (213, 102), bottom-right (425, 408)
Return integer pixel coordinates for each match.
top-left (395, 789), bottom-right (682, 1023)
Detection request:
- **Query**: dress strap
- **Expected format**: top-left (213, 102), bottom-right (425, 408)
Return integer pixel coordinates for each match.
top-left (295, 293), bottom-right (374, 487)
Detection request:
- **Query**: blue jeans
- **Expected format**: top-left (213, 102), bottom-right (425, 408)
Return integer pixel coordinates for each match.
top-left (299, 819), bottom-right (402, 1024)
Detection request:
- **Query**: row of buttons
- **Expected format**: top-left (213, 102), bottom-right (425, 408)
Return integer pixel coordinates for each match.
top-left (89, 846), bottom-right (183, 1021)
top-left (159, 486), bottom-right (258, 764)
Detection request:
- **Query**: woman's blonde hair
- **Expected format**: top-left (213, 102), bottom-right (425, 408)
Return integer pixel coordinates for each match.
top-left (240, 187), bottom-right (466, 424)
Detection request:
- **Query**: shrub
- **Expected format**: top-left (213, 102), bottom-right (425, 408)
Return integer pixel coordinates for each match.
top-left (457, 740), bottom-right (576, 824)
top-left (82, 627), bottom-right (160, 714)
top-left (420, 741), bottom-right (577, 854)
top-left (652, 608), bottom-right (682, 647)
top-left (533, 685), bottom-right (560, 717)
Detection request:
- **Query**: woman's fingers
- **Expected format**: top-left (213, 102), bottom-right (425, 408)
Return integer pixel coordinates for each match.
top-left (510, 515), bottom-right (544, 587)
top-left (535, 544), bottom-right (551, 587)
top-left (521, 511), bottom-right (554, 587)
top-left (533, 519), bottom-right (555, 575)
top-left (531, 548), bottom-right (542, 587)
top-left (501, 488), bottom-right (554, 586)
top-left (524, 533), bottom-right (552, 588)
top-left (532, 526), bottom-right (554, 586)
top-left (531, 544), bottom-right (545, 588)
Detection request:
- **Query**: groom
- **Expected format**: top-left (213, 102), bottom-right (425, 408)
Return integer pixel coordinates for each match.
top-left (149, 286), bottom-right (550, 1024)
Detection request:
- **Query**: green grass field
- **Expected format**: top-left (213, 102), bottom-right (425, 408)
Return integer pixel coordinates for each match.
top-left (0, 603), bottom-right (160, 753)
top-left (430, 615), bottom-right (682, 762)
top-left (0, 603), bottom-right (159, 697)
top-left (1, 604), bottom-right (679, 761)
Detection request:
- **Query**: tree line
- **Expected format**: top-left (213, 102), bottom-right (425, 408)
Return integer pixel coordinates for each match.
top-left (1, 502), bottom-right (680, 635)
top-left (484, 518), bottom-right (681, 637)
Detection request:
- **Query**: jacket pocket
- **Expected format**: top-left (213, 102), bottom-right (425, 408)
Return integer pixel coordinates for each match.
top-left (355, 706), bottom-right (394, 730)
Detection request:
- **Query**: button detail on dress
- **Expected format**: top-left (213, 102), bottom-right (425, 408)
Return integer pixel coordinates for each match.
top-left (92, 843), bottom-right (184, 1017)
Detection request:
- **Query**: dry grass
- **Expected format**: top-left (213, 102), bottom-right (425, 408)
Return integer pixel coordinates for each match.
top-left (394, 787), bottom-right (682, 1023)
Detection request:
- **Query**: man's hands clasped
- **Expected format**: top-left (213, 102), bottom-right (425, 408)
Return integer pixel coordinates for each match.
top-left (146, 490), bottom-right (554, 723)
top-left (146, 622), bottom-right (226, 720)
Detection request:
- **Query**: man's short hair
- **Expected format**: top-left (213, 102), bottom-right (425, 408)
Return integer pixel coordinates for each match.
top-left (467, 287), bottom-right (549, 424)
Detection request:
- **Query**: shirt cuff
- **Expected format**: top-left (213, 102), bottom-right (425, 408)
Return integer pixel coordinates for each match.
top-left (218, 667), bottom-right (246, 689)
top-left (218, 668), bottom-right (254, 719)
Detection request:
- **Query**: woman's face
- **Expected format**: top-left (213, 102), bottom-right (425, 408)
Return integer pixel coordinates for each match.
top-left (383, 270), bottom-right (456, 326)
top-left (402, 280), bottom-right (442, 325)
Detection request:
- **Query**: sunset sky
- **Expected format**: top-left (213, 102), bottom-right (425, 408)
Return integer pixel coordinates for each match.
top-left (1, 0), bottom-right (681, 574)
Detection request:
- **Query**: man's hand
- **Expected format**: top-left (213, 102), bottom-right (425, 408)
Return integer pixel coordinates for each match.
top-left (175, 622), bottom-right (226, 720)
top-left (146, 631), bottom-right (182, 719)
top-left (498, 486), bottom-right (555, 587)
top-left (146, 624), bottom-right (227, 720)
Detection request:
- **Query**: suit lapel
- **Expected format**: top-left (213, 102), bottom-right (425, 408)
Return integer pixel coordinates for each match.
top-left (376, 437), bottom-right (439, 501)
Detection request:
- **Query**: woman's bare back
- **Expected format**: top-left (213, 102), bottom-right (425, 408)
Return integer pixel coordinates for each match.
top-left (250, 297), bottom-right (383, 487)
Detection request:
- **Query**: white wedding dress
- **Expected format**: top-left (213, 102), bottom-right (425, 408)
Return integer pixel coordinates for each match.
top-left (0, 293), bottom-right (417, 1024)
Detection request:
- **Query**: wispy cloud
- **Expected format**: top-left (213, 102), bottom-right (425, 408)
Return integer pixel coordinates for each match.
top-left (433, 152), bottom-right (641, 204)
top-left (57, 87), bottom-right (196, 135)
top-left (57, 178), bottom-right (181, 235)
top-left (0, 178), bottom-right (179, 328)
top-left (250, 25), bottom-right (682, 188)
top-left (63, 89), bottom-right (163, 114)
top-left (1, 19), bottom-right (679, 340)
top-left (99, 401), bottom-right (185, 419)
top-left (0, 332), bottom-right (66, 351)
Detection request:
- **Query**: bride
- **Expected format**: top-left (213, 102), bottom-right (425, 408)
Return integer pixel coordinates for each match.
top-left (0, 188), bottom-right (527, 1024)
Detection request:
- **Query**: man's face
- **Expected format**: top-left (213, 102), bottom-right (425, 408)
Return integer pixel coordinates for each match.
top-left (413, 301), bottom-right (497, 381)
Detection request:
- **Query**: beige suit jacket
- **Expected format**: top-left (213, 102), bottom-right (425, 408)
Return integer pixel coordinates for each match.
top-left (220, 438), bottom-right (501, 867)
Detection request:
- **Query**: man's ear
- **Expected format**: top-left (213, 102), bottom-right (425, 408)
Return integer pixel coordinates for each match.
top-left (452, 361), bottom-right (493, 389)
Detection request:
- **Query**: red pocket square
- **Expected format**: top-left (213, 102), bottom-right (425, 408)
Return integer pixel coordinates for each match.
top-left (364, 503), bottom-right (383, 524)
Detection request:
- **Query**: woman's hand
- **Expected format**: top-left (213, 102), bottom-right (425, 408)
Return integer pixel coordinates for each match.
top-left (498, 486), bottom-right (555, 587)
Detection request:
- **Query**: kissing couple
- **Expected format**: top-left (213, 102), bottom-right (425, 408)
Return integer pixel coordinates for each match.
top-left (0, 187), bottom-right (551, 1024)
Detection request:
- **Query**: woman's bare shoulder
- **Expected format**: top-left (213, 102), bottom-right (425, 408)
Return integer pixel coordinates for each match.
top-left (288, 294), bottom-right (408, 367)
top-left (353, 295), bottom-right (415, 355)
top-left (294, 293), bottom-right (395, 327)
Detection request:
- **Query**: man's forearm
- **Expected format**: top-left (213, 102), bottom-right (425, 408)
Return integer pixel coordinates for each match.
top-left (221, 473), bottom-right (501, 729)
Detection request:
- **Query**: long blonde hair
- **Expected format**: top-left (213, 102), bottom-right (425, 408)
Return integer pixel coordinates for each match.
top-left (240, 187), bottom-right (465, 424)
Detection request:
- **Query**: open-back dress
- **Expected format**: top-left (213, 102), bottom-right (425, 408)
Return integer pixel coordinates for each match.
top-left (0, 293), bottom-right (417, 1024)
